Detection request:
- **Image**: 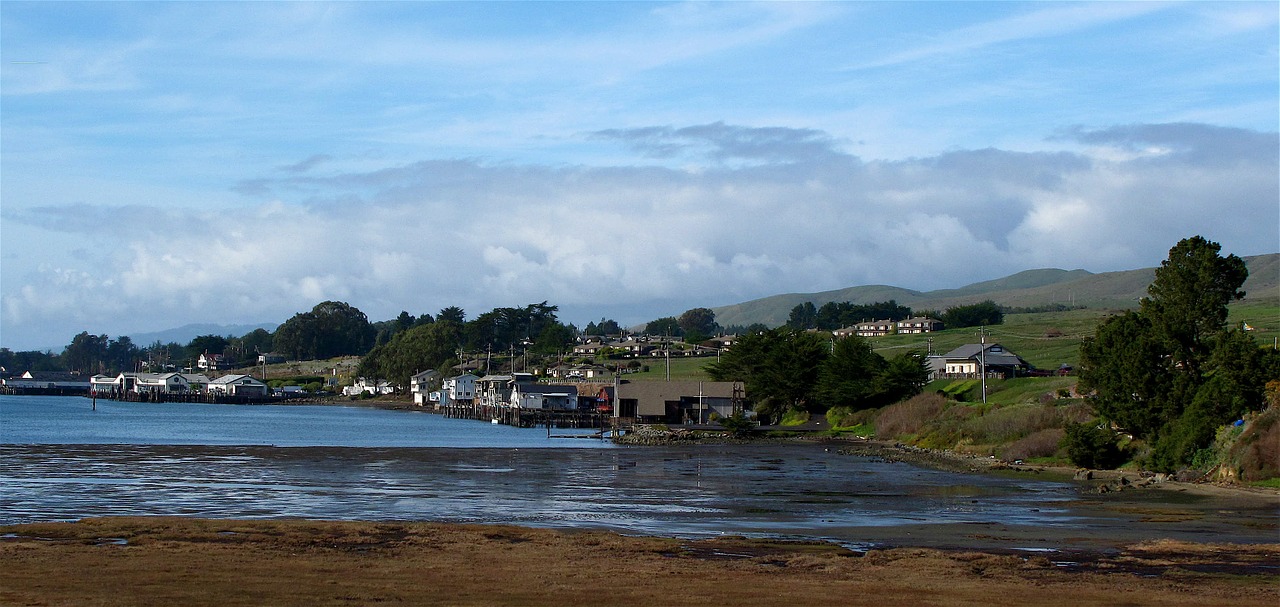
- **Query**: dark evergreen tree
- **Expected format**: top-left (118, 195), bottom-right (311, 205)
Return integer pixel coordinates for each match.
top-left (677, 308), bottom-right (718, 343)
top-left (786, 302), bottom-right (817, 330)
top-left (274, 301), bottom-right (375, 360)
top-left (644, 316), bottom-right (681, 337)
top-left (815, 335), bottom-right (884, 409)
top-left (1077, 236), bottom-right (1265, 471)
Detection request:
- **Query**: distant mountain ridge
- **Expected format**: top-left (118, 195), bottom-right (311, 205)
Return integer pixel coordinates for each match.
top-left (712, 254), bottom-right (1278, 329)
top-left (126, 322), bottom-right (279, 347)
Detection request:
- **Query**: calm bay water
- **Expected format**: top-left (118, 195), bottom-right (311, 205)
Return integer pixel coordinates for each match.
top-left (1, 395), bottom-right (1270, 550)
top-left (0, 394), bottom-right (609, 448)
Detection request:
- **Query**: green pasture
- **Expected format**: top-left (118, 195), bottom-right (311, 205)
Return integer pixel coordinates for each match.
top-left (616, 354), bottom-right (717, 381)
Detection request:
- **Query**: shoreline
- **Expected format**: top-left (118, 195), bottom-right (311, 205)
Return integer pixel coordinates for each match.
top-left (100, 391), bottom-right (1280, 500)
top-left (43, 392), bottom-right (1280, 501)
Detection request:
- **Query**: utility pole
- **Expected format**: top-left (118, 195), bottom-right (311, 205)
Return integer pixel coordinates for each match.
top-left (665, 331), bottom-right (671, 381)
top-left (979, 327), bottom-right (987, 404)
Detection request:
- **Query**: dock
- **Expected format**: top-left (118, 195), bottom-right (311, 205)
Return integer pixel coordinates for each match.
top-left (437, 402), bottom-right (626, 438)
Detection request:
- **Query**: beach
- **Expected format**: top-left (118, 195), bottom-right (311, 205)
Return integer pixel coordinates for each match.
top-left (2, 517), bottom-right (1276, 607)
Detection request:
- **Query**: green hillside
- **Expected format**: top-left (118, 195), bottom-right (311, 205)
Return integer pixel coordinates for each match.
top-left (713, 253), bottom-right (1278, 329)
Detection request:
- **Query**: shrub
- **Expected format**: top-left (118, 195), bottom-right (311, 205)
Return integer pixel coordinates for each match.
top-left (1062, 422), bottom-right (1125, 469)
top-left (1219, 407), bottom-right (1280, 482)
top-left (718, 413), bottom-right (757, 438)
top-left (826, 406), bottom-right (853, 427)
top-left (875, 393), bottom-right (945, 440)
top-left (1004, 428), bottom-right (1065, 461)
top-left (827, 406), bottom-right (876, 429)
top-left (962, 405), bottom-right (1051, 444)
top-left (781, 409), bottom-right (810, 426)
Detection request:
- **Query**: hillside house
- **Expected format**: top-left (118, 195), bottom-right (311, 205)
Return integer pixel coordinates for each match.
top-left (572, 343), bottom-right (605, 356)
top-left (610, 338), bottom-right (653, 357)
top-left (896, 317), bottom-right (943, 334)
top-left (831, 326), bottom-right (858, 339)
top-left (928, 343), bottom-right (1031, 380)
top-left (197, 353), bottom-right (228, 371)
top-left (707, 335), bottom-right (738, 350)
top-left (854, 320), bottom-right (896, 337)
top-left (546, 364), bottom-right (612, 381)
top-left (257, 352), bottom-right (286, 365)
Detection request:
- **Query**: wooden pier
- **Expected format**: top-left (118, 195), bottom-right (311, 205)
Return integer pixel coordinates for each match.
top-left (80, 391), bottom-right (317, 405)
top-left (437, 402), bottom-right (625, 438)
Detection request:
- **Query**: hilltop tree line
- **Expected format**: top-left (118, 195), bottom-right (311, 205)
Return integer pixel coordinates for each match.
top-left (0, 299), bottom-right (637, 390)
top-left (783, 299), bottom-right (1003, 331)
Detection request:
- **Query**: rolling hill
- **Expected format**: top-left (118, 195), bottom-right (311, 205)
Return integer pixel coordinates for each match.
top-left (712, 253), bottom-right (1278, 329)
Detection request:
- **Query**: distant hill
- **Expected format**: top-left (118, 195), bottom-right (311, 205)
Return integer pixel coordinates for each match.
top-left (713, 254), bottom-right (1278, 329)
top-left (127, 322), bottom-right (279, 346)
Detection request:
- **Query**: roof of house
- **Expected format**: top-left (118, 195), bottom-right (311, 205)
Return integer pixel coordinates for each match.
top-left (937, 343), bottom-right (1028, 367)
top-left (514, 383), bottom-right (578, 396)
top-left (19, 371), bottom-right (90, 382)
top-left (616, 380), bottom-right (742, 416)
top-left (209, 374), bottom-right (265, 385)
top-left (856, 319), bottom-right (896, 328)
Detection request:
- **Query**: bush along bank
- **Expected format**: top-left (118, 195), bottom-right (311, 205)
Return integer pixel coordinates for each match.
top-left (822, 379), bottom-right (1280, 489)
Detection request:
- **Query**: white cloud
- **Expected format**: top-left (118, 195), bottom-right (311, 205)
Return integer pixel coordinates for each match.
top-left (6, 121), bottom-right (1275, 350)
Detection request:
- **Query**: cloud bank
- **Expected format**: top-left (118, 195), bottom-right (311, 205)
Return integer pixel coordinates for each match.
top-left (3, 122), bottom-right (1275, 349)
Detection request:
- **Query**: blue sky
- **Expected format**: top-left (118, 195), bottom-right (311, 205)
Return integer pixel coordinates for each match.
top-left (2, 1), bottom-right (1277, 351)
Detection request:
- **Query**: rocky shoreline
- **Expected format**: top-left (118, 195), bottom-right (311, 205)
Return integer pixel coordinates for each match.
top-left (615, 424), bottom-right (1280, 500)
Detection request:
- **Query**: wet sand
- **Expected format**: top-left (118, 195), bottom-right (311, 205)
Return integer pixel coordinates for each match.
top-left (1, 517), bottom-right (1276, 607)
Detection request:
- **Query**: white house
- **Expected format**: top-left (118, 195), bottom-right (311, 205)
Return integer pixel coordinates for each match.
top-left (343, 377), bottom-right (395, 396)
top-left (410, 370), bottom-right (441, 406)
top-left (438, 373), bottom-right (478, 406)
top-left (929, 343), bottom-right (1031, 379)
top-left (208, 374), bottom-right (269, 397)
top-left (197, 353), bottom-right (228, 371)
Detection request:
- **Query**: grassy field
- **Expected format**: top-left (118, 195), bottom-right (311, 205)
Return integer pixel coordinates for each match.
top-left (871, 307), bottom-right (1113, 370)
top-left (1228, 298), bottom-right (1280, 346)
top-left (616, 354), bottom-right (717, 381)
top-left (872, 298), bottom-right (1277, 370)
